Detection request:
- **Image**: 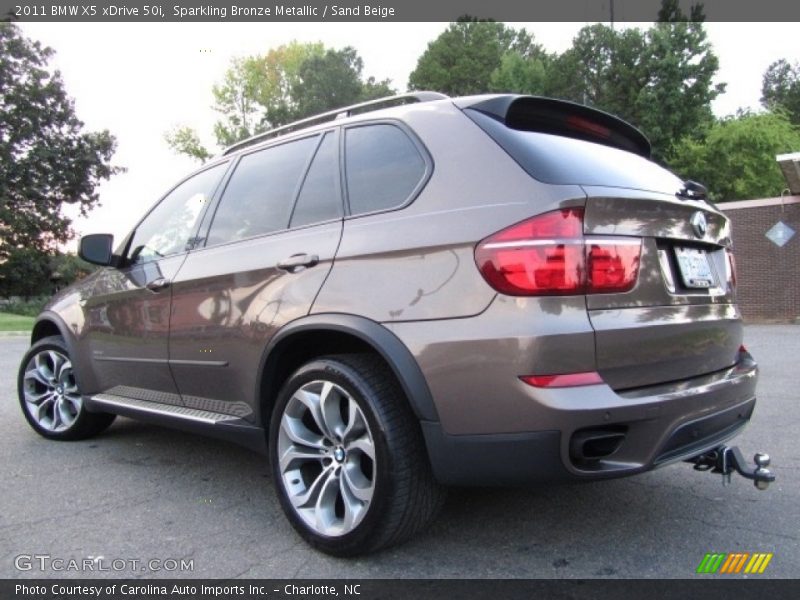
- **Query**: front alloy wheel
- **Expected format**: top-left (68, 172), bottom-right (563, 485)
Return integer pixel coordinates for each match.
top-left (22, 348), bottom-right (82, 433)
top-left (18, 336), bottom-right (116, 440)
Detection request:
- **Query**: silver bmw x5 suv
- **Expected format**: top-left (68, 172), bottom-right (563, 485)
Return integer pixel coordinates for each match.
top-left (18, 93), bottom-right (765, 555)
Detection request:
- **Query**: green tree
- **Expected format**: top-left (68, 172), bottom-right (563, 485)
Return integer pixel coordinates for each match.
top-left (545, 4), bottom-right (722, 161)
top-left (166, 42), bottom-right (324, 161)
top-left (638, 3), bottom-right (724, 160)
top-left (545, 25), bottom-right (647, 116)
top-left (489, 50), bottom-right (549, 95)
top-left (163, 126), bottom-right (213, 163)
top-left (0, 247), bottom-right (52, 299)
top-left (762, 59), bottom-right (800, 125)
top-left (409, 4), bottom-right (722, 161)
top-left (0, 23), bottom-right (121, 297)
top-left (408, 18), bottom-right (544, 95)
top-left (361, 76), bottom-right (395, 101)
top-left (667, 110), bottom-right (800, 202)
top-left (292, 47), bottom-right (380, 118)
top-left (49, 252), bottom-right (97, 288)
top-left (167, 42), bottom-right (394, 161)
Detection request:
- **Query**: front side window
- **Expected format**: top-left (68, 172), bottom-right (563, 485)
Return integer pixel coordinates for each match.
top-left (127, 163), bottom-right (227, 265)
top-left (345, 124), bottom-right (427, 216)
top-left (206, 136), bottom-right (318, 246)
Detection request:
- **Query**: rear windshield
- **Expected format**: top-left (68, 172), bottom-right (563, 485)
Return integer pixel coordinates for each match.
top-left (465, 108), bottom-right (683, 194)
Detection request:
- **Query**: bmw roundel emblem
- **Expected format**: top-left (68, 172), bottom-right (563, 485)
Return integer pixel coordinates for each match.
top-left (691, 211), bottom-right (708, 238)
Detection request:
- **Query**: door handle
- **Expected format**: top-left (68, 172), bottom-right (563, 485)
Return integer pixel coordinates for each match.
top-left (277, 254), bottom-right (319, 273)
top-left (146, 277), bottom-right (171, 292)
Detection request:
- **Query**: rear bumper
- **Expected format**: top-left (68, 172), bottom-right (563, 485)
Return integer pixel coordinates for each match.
top-left (421, 351), bottom-right (758, 486)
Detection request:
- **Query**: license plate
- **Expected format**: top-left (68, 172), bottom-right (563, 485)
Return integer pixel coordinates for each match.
top-left (674, 246), bottom-right (716, 289)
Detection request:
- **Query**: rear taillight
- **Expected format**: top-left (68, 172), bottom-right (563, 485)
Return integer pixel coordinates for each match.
top-left (475, 208), bottom-right (641, 296)
top-left (586, 240), bottom-right (642, 293)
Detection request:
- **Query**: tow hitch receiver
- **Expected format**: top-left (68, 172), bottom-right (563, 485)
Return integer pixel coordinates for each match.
top-left (688, 446), bottom-right (776, 490)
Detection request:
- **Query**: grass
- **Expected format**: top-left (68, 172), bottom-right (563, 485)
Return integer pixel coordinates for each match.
top-left (0, 312), bottom-right (35, 332)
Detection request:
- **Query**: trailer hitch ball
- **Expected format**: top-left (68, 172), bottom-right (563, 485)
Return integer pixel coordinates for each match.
top-left (754, 472), bottom-right (771, 490)
top-left (754, 453), bottom-right (772, 490)
top-left (688, 446), bottom-right (776, 490)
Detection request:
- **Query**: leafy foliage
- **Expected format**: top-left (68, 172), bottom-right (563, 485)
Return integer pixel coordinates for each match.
top-left (292, 47), bottom-right (382, 118)
top-left (408, 18), bottom-right (545, 96)
top-left (408, 5), bottom-right (722, 163)
top-left (667, 110), bottom-right (800, 202)
top-left (163, 126), bottom-right (213, 163)
top-left (544, 6), bottom-right (722, 161)
top-left (762, 59), bottom-right (800, 125)
top-left (0, 246), bottom-right (97, 299)
top-left (0, 23), bottom-right (120, 296)
top-left (167, 42), bottom-right (395, 161)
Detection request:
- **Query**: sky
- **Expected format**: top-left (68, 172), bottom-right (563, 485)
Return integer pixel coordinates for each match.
top-left (15, 21), bottom-right (800, 249)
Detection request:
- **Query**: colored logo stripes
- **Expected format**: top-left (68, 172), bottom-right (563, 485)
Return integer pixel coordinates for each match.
top-left (696, 552), bottom-right (773, 574)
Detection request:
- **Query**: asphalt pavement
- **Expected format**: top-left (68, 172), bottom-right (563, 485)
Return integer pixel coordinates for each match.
top-left (1, 325), bottom-right (797, 579)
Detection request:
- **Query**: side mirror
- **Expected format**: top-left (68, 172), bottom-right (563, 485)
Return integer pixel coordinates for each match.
top-left (78, 234), bottom-right (115, 266)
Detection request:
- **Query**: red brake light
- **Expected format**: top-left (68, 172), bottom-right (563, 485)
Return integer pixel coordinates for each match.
top-left (475, 209), bottom-right (641, 296)
top-left (475, 208), bottom-right (585, 296)
top-left (565, 115), bottom-right (611, 139)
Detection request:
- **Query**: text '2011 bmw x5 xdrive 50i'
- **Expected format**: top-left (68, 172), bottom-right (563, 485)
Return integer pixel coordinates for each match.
top-left (18, 93), bottom-right (774, 556)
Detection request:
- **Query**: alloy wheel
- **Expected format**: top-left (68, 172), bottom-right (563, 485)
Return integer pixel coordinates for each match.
top-left (22, 349), bottom-right (82, 433)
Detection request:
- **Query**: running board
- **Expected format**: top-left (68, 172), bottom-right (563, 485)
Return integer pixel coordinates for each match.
top-left (85, 394), bottom-right (267, 454)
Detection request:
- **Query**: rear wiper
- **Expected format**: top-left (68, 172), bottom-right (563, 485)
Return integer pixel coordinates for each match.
top-left (677, 180), bottom-right (707, 200)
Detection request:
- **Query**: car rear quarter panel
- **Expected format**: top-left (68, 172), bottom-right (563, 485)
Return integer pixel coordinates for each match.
top-left (312, 104), bottom-right (588, 322)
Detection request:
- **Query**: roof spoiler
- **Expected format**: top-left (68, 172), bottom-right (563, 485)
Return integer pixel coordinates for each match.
top-left (456, 95), bottom-right (651, 158)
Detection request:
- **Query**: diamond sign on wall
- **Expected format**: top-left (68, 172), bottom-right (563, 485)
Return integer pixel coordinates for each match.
top-left (765, 221), bottom-right (796, 247)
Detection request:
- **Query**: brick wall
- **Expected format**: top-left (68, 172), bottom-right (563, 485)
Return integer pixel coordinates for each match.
top-left (720, 196), bottom-right (800, 322)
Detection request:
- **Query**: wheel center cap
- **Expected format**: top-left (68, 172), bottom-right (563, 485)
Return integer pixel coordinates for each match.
top-left (56, 386), bottom-right (64, 395)
top-left (333, 447), bottom-right (346, 463)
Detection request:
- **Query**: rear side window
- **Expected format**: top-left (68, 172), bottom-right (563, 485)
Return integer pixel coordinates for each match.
top-left (206, 135), bottom-right (318, 246)
top-left (290, 132), bottom-right (342, 228)
top-left (465, 108), bottom-right (683, 195)
top-left (345, 124), bottom-right (426, 216)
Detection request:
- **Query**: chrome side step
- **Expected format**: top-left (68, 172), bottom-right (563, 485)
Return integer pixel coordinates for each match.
top-left (88, 393), bottom-right (240, 424)
top-left (84, 393), bottom-right (268, 454)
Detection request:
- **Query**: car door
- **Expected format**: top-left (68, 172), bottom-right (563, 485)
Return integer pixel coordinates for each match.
top-left (168, 130), bottom-right (343, 420)
top-left (81, 162), bottom-right (229, 404)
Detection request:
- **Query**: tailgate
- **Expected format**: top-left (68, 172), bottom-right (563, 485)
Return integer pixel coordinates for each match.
top-left (583, 186), bottom-right (741, 390)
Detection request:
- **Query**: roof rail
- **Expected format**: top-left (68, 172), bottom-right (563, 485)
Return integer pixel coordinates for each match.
top-left (221, 91), bottom-right (449, 156)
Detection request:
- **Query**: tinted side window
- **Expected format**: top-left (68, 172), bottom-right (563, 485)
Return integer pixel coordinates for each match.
top-left (128, 163), bottom-right (227, 265)
top-left (207, 136), bottom-right (318, 246)
top-left (290, 132), bottom-right (341, 228)
top-left (345, 124), bottom-right (426, 216)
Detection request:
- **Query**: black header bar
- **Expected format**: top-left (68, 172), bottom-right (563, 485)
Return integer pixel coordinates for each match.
top-left (3, 0), bottom-right (800, 23)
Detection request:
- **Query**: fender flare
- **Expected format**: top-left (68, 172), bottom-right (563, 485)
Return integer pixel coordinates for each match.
top-left (257, 313), bottom-right (439, 423)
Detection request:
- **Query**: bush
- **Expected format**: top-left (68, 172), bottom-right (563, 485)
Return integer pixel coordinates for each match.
top-left (0, 296), bottom-right (49, 317)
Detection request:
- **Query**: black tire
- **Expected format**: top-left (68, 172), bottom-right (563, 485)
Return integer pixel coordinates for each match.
top-left (269, 353), bottom-right (445, 556)
top-left (18, 336), bottom-right (116, 441)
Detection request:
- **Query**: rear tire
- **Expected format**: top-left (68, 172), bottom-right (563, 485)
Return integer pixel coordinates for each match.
top-left (269, 354), bottom-right (445, 556)
top-left (18, 336), bottom-right (116, 441)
